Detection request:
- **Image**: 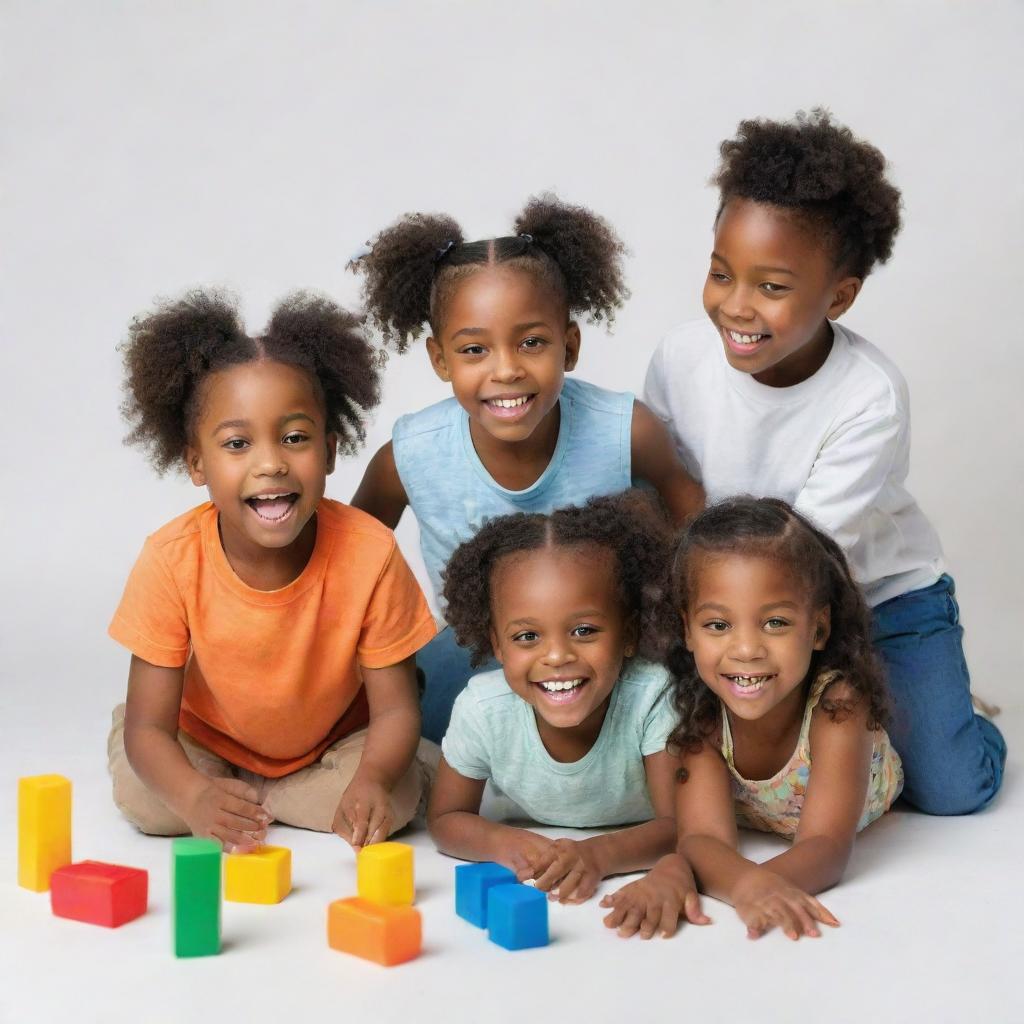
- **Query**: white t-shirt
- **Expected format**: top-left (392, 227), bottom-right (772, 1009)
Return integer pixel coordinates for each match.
top-left (441, 659), bottom-right (676, 828)
top-left (644, 319), bottom-right (944, 607)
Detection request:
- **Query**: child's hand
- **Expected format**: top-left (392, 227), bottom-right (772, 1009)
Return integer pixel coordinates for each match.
top-left (333, 774), bottom-right (394, 849)
top-left (500, 828), bottom-right (558, 882)
top-left (529, 839), bottom-right (605, 904)
top-left (182, 777), bottom-right (270, 854)
top-left (733, 869), bottom-right (839, 940)
top-left (600, 854), bottom-right (710, 938)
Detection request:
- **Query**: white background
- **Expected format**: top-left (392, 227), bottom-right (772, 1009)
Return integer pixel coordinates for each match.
top-left (2, 2), bottom-right (1021, 1021)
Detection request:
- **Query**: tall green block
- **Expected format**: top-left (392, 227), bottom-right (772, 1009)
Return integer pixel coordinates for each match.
top-left (172, 838), bottom-right (221, 957)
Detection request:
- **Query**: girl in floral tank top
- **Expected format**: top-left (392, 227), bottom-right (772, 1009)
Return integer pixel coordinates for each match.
top-left (602, 497), bottom-right (902, 942)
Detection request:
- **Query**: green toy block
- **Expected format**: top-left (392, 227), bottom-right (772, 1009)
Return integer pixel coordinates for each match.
top-left (172, 838), bottom-right (221, 958)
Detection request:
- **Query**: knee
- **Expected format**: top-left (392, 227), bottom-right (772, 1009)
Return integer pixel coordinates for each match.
top-left (111, 769), bottom-right (187, 836)
top-left (901, 729), bottom-right (1005, 815)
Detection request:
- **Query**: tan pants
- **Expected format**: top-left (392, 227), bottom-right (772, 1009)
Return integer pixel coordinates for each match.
top-left (107, 704), bottom-right (439, 837)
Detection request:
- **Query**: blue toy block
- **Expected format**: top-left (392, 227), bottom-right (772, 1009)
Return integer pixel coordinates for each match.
top-left (487, 883), bottom-right (549, 951)
top-left (455, 862), bottom-right (517, 928)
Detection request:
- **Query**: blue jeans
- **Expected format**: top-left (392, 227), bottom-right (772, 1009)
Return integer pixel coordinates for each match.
top-left (872, 574), bottom-right (1006, 815)
top-left (416, 627), bottom-right (498, 744)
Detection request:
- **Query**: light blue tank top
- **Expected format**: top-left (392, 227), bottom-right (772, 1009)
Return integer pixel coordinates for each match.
top-left (393, 377), bottom-right (634, 602)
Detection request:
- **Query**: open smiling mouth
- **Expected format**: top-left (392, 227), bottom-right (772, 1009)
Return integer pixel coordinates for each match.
top-left (724, 673), bottom-right (776, 695)
top-left (245, 493), bottom-right (299, 523)
top-left (533, 677), bottom-right (589, 704)
top-left (484, 394), bottom-right (535, 419)
top-left (722, 327), bottom-right (771, 353)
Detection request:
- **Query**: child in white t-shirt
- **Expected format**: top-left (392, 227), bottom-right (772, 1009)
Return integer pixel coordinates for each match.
top-left (644, 109), bottom-right (1004, 815)
top-left (427, 492), bottom-right (682, 905)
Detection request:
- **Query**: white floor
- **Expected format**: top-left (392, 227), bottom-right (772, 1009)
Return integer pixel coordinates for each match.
top-left (2, 709), bottom-right (1019, 1024)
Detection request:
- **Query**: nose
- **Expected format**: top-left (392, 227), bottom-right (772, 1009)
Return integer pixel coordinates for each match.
top-left (253, 442), bottom-right (288, 477)
top-left (720, 283), bottom-right (756, 322)
top-left (540, 637), bottom-right (576, 668)
top-left (727, 626), bottom-right (767, 662)
top-left (491, 346), bottom-right (525, 384)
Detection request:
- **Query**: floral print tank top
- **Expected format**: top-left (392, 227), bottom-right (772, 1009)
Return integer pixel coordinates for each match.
top-left (720, 672), bottom-right (904, 838)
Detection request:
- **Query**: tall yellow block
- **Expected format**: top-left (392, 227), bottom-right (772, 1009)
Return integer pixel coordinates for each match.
top-left (224, 845), bottom-right (292, 904)
top-left (18, 775), bottom-right (72, 892)
top-left (357, 842), bottom-right (414, 906)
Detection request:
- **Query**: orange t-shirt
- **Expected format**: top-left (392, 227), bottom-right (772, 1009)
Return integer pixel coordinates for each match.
top-left (109, 499), bottom-right (437, 777)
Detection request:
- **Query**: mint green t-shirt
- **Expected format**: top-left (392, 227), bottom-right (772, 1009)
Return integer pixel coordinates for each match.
top-left (441, 659), bottom-right (676, 828)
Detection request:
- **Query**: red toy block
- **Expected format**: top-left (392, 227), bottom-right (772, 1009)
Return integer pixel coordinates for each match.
top-left (50, 861), bottom-right (148, 928)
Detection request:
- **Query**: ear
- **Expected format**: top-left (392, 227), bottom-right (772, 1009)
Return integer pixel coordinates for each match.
top-left (185, 445), bottom-right (206, 487)
top-left (563, 321), bottom-right (581, 372)
top-left (813, 606), bottom-right (831, 651)
top-left (489, 627), bottom-right (504, 665)
top-left (826, 277), bottom-right (862, 321)
top-left (324, 433), bottom-right (338, 476)
top-left (426, 336), bottom-right (451, 382)
top-left (681, 610), bottom-right (694, 652)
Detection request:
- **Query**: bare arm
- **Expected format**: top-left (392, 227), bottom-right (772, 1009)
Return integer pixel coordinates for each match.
top-left (334, 655), bottom-right (422, 848)
top-left (123, 654), bottom-right (267, 850)
top-left (630, 400), bottom-right (705, 526)
top-left (427, 756), bottom-right (556, 873)
top-left (350, 442), bottom-right (408, 529)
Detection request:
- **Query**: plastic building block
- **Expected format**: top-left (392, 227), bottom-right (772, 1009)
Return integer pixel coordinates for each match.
top-left (327, 897), bottom-right (421, 966)
top-left (455, 862), bottom-right (517, 927)
top-left (18, 774), bottom-right (72, 891)
top-left (172, 837), bottom-right (221, 957)
top-left (356, 842), bottom-right (414, 906)
top-left (225, 845), bottom-right (291, 904)
top-left (50, 861), bottom-right (148, 927)
top-left (487, 883), bottom-right (549, 951)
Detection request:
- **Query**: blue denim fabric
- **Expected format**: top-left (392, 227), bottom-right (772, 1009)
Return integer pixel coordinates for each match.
top-left (416, 627), bottom-right (498, 744)
top-left (872, 574), bottom-right (1006, 814)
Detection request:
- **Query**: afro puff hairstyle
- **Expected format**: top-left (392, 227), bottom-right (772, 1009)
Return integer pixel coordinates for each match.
top-left (349, 193), bottom-right (629, 351)
top-left (441, 489), bottom-right (677, 669)
top-left (120, 288), bottom-right (381, 475)
top-left (713, 108), bottom-right (902, 279)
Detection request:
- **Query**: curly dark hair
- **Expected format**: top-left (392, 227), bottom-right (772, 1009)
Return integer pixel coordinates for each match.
top-left (713, 108), bottom-right (902, 279)
top-left (667, 496), bottom-right (890, 776)
top-left (120, 288), bottom-right (381, 474)
top-left (349, 193), bottom-right (629, 351)
top-left (441, 490), bottom-right (676, 668)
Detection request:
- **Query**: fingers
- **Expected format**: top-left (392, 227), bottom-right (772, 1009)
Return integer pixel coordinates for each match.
top-left (362, 804), bottom-right (393, 848)
top-left (616, 906), bottom-right (645, 938)
top-left (211, 824), bottom-right (263, 854)
top-left (214, 778), bottom-right (262, 804)
top-left (550, 867), bottom-right (584, 903)
top-left (220, 792), bottom-right (270, 829)
top-left (658, 901), bottom-right (681, 938)
top-left (526, 851), bottom-right (562, 890)
top-left (683, 890), bottom-right (711, 926)
top-left (806, 895), bottom-right (840, 928)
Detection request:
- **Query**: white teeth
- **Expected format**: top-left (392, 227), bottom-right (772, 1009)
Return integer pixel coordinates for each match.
top-left (729, 674), bottom-right (770, 689)
top-left (728, 330), bottom-right (763, 345)
top-left (251, 493), bottom-right (292, 501)
top-left (491, 396), bottom-right (530, 408)
top-left (539, 678), bottom-right (584, 693)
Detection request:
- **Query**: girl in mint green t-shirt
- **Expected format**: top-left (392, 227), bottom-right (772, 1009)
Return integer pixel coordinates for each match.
top-left (427, 492), bottom-right (696, 913)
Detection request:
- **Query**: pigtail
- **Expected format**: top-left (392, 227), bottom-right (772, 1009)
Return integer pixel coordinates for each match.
top-left (264, 292), bottom-right (383, 456)
top-left (350, 212), bottom-right (464, 351)
top-left (120, 289), bottom-right (251, 474)
top-left (513, 193), bottom-right (629, 325)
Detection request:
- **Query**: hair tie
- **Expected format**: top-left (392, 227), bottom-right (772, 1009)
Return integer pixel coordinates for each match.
top-left (433, 239), bottom-right (456, 264)
top-left (519, 232), bottom-right (534, 245)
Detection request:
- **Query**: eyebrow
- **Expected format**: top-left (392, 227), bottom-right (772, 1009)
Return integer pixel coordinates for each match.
top-left (710, 251), bottom-right (797, 277)
top-left (212, 412), bottom-right (316, 433)
top-left (505, 609), bottom-right (607, 629)
top-left (694, 600), bottom-right (800, 614)
top-left (450, 321), bottom-right (551, 342)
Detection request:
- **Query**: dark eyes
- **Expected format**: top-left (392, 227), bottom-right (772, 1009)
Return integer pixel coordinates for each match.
top-left (707, 270), bottom-right (789, 295)
top-left (510, 624), bottom-right (599, 644)
top-left (457, 336), bottom-right (547, 357)
top-left (221, 432), bottom-right (309, 451)
top-left (512, 630), bottom-right (540, 643)
top-left (701, 617), bottom-right (791, 632)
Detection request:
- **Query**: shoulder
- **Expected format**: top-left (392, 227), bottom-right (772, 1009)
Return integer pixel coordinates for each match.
top-left (651, 319), bottom-right (720, 371)
top-left (141, 503), bottom-right (211, 559)
top-left (831, 324), bottom-right (909, 413)
top-left (449, 668), bottom-right (519, 728)
top-left (562, 376), bottom-right (634, 415)
top-left (317, 499), bottom-right (398, 559)
top-left (614, 659), bottom-right (674, 714)
top-left (392, 396), bottom-right (462, 444)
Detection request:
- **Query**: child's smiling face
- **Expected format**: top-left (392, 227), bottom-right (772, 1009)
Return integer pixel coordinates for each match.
top-left (703, 199), bottom-right (861, 388)
top-left (489, 545), bottom-right (635, 739)
top-left (185, 359), bottom-right (336, 567)
top-left (426, 266), bottom-right (580, 446)
top-left (682, 552), bottom-right (830, 724)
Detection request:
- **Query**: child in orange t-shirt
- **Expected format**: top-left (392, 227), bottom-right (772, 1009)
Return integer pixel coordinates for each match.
top-left (107, 289), bottom-right (437, 852)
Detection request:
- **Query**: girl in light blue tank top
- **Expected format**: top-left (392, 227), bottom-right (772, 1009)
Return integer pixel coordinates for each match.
top-left (349, 195), bottom-right (703, 740)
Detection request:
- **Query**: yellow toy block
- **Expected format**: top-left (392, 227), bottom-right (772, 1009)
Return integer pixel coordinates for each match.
top-left (357, 842), bottom-right (414, 906)
top-left (224, 845), bottom-right (291, 904)
top-left (18, 775), bottom-right (72, 892)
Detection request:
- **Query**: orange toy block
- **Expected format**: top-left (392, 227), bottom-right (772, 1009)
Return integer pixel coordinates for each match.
top-left (327, 898), bottom-right (421, 966)
top-left (18, 775), bottom-right (72, 892)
